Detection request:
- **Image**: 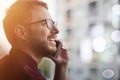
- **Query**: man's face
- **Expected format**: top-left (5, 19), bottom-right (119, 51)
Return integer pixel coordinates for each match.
top-left (26, 6), bottom-right (59, 57)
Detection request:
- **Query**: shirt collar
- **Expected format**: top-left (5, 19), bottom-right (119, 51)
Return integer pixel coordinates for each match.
top-left (10, 48), bottom-right (38, 71)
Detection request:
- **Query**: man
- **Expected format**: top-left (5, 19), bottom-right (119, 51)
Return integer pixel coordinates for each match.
top-left (0, 0), bottom-right (69, 80)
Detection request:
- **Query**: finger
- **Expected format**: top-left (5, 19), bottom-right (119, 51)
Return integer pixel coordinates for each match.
top-left (60, 48), bottom-right (69, 60)
top-left (48, 55), bottom-right (58, 62)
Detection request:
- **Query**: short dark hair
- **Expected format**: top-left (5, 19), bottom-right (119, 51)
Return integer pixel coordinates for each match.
top-left (3, 0), bottom-right (48, 45)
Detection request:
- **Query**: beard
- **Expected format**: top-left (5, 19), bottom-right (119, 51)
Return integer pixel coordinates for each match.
top-left (28, 37), bottom-right (57, 57)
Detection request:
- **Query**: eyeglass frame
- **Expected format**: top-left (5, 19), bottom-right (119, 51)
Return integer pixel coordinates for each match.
top-left (23, 19), bottom-right (57, 30)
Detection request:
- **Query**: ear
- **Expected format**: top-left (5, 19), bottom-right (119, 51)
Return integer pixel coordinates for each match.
top-left (14, 25), bottom-right (28, 40)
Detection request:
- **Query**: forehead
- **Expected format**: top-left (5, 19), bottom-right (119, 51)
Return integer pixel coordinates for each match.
top-left (30, 6), bottom-right (51, 22)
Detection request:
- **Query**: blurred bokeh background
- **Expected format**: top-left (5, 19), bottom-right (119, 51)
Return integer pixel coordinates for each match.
top-left (0, 0), bottom-right (120, 80)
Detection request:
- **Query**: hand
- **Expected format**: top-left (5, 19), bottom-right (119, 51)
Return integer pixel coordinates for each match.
top-left (49, 47), bottom-right (69, 80)
top-left (49, 47), bottom-right (69, 67)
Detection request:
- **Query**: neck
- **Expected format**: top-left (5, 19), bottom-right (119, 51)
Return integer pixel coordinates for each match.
top-left (15, 46), bottom-right (42, 64)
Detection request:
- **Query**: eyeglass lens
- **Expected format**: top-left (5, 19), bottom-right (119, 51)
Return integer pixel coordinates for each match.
top-left (46, 20), bottom-right (57, 29)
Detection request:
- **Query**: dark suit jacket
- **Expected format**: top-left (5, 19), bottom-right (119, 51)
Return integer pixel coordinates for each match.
top-left (0, 48), bottom-right (46, 80)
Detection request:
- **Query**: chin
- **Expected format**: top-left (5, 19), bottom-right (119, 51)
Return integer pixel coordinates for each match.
top-left (49, 46), bottom-right (57, 54)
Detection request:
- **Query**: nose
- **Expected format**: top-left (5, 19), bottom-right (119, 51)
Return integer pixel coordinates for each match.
top-left (51, 26), bottom-right (59, 34)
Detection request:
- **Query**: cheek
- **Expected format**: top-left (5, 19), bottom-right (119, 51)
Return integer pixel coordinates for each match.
top-left (29, 25), bottom-right (50, 41)
top-left (34, 30), bottom-right (49, 42)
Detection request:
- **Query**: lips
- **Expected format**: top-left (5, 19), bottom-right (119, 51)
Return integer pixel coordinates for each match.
top-left (49, 38), bottom-right (56, 41)
top-left (49, 38), bottom-right (56, 45)
top-left (48, 35), bottom-right (57, 45)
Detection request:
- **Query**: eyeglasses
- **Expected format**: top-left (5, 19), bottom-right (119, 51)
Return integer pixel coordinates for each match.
top-left (24, 19), bottom-right (57, 30)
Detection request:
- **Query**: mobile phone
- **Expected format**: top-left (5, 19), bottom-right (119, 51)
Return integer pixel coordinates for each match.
top-left (54, 41), bottom-right (62, 58)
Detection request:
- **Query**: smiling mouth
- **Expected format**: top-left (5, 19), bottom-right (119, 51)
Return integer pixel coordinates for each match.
top-left (49, 38), bottom-right (56, 45)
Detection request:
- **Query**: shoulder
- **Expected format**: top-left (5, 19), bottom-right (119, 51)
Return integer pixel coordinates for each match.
top-left (0, 54), bottom-right (21, 73)
top-left (0, 55), bottom-right (12, 79)
top-left (0, 55), bottom-right (10, 65)
top-left (0, 54), bottom-right (27, 80)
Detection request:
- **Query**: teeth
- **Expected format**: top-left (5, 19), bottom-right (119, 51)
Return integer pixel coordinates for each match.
top-left (49, 38), bottom-right (55, 41)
